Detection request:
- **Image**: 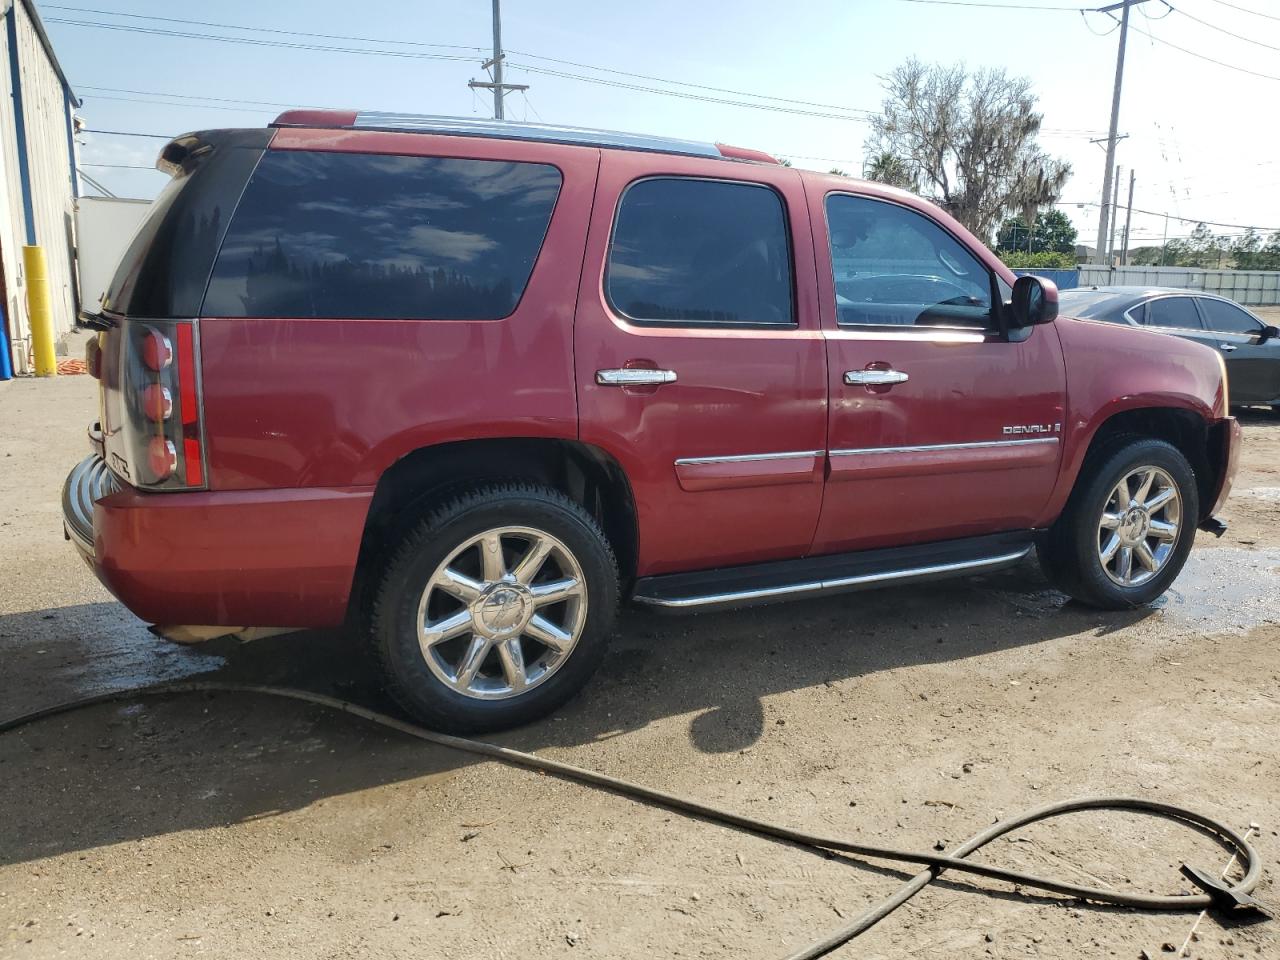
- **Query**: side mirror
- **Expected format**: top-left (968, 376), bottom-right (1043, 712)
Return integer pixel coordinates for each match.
top-left (1259, 325), bottom-right (1279, 345)
top-left (1008, 275), bottom-right (1059, 329)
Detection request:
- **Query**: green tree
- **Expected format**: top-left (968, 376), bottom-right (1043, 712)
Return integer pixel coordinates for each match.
top-left (1127, 245), bottom-right (1165, 266)
top-left (1264, 231), bottom-right (1280, 270)
top-left (996, 209), bottom-right (1078, 255)
top-left (867, 59), bottom-right (1069, 242)
top-left (997, 250), bottom-right (1075, 269)
top-left (828, 167), bottom-right (849, 177)
top-left (861, 151), bottom-right (916, 191)
top-left (1231, 229), bottom-right (1280, 270)
top-left (1168, 223), bottom-right (1231, 269)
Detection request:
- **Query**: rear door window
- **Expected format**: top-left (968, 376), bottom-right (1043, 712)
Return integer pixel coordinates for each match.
top-left (606, 177), bottom-right (794, 327)
top-left (1198, 298), bottom-right (1261, 335)
top-left (203, 151), bottom-right (562, 320)
top-left (1146, 296), bottom-right (1204, 330)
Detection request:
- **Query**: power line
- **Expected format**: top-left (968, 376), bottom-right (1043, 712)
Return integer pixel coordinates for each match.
top-left (79, 162), bottom-right (157, 170)
top-left (48, 7), bottom-right (1108, 136)
top-left (49, 15), bottom-right (878, 123)
top-left (504, 61), bottom-right (876, 122)
top-left (1204, 0), bottom-right (1280, 22)
top-left (42, 4), bottom-right (484, 51)
top-left (1108, 12), bottom-right (1280, 80)
top-left (79, 129), bottom-right (171, 139)
top-left (77, 84), bottom-right (336, 110)
top-left (81, 94), bottom-right (282, 113)
top-left (50, 2), bottom-right (876, 114)
top-left (1166, 1), bottom-right (1280, 52)
top-left (46, 7), bottom-right (876, 118)
top-left (1064, 199), bottom-right (1280, 231)
top-left (505, 50), bottom-right (873, 115)
top-left (44, 18), bottom-right (480, 63)
top-left (898, 0), bottom-right (1087, 8)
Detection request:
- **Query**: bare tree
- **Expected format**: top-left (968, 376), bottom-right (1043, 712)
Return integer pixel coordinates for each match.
top-left (868, 59), bottom-right (1069, 241)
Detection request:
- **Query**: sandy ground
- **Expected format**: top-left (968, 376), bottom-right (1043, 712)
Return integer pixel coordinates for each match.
top-left (1, 351), bottom-right (1278, 960)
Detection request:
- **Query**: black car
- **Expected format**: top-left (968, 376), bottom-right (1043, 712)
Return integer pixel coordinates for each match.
top-left (1059, 286), bottom-right (1280, 408)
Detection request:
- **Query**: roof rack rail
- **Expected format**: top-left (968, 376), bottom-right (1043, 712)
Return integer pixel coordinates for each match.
top-left (270, 110), bottom-right (776, 163)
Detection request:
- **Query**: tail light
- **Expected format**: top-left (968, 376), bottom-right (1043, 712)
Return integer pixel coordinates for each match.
top-left (121, 320), bottom-right (206, 489)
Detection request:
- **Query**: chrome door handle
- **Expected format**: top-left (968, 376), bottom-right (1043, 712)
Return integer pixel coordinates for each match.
top-left (596, 368), bottom-right (678, 386)
top-left (1219, 344), bottom-right (1238, 352)
top-left (845, 369), bottom-right (909, 386)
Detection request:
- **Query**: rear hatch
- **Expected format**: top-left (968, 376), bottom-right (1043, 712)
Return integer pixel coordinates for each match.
top-left (88, 128), bottom-right (271, 490)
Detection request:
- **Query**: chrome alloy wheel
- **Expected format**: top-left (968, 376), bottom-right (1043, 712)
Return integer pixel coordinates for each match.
top-left (1097, 466), bottom-right (1182, 587)
top-left (416, 526), bottom-right (588, 700)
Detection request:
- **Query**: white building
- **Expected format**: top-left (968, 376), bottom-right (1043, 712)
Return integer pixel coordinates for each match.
top-left (0, 0), bottom-right (79, 375)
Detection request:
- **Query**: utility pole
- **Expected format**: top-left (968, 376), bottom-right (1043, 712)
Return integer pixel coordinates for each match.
top-left (1121, 170), bottom-right (1135, 265)
top-left (1108, 165), bottom-right (1122, 263)
top-left (468, 0), bottom-right (528, 120)
top-left (1093, 0), bottom-right (1149, 263)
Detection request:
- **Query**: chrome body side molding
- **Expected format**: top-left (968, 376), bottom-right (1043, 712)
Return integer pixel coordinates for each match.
top-left (829, 437), bottom-right (1059, 457)
top-left (674, 449), bottom-right (825, 466)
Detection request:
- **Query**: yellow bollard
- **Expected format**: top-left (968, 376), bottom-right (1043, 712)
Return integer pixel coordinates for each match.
top-left (23, 245), bottom-right (57, 377)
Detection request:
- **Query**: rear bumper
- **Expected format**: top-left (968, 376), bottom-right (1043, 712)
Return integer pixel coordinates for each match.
top-left (62, 454), bottom-right (120, 561)
top-left (62, 455), bottom-right (373, 627)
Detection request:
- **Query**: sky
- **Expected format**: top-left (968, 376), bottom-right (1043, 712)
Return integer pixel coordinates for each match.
top-left (40, 0), bottom-right (1280, 252)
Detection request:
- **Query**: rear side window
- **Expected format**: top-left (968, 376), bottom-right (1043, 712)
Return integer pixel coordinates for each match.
top-left (1198, 298), bottom-right (1260, 334)
top-left (606, 177), bottom-right (794, 326)
top-left (203, 151), bottom-right (562, 320)
top-left (1145, 296), bottom-right (1203, 330)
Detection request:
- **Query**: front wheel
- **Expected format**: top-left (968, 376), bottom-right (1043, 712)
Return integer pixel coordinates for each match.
top-left (1040, 438), bottom-right (1199, 610)
top-left (369, 484), bottom-right (619, 733)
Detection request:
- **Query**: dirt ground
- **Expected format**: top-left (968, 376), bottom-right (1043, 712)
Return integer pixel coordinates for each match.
top-left (2, 349), bottom-right (1278, 960)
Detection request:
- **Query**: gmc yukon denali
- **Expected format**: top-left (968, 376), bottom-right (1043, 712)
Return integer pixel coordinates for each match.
top-left (63, 112), bottom-right (1240, 732)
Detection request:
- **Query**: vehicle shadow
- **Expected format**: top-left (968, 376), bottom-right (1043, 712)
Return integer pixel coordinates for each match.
top-left (0, 560), bottom-right (1150, 867)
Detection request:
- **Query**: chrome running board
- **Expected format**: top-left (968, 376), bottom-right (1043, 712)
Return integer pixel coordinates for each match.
top-left (631, 532), bottom-right (1034, 613)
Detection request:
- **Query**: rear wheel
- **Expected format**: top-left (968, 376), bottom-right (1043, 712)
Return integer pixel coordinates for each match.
top-left (1040, 438), bottom-right (1198, 609)
top-left (370, 484), bottom-right (618, 732)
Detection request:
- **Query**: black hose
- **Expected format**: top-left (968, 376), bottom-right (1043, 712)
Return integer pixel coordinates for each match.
top-left (1, 681), bottom-right (1266, 959)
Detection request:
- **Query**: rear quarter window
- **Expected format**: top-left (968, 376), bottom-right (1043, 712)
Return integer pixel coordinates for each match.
top-left (202, 151), bottom-right (562, 320)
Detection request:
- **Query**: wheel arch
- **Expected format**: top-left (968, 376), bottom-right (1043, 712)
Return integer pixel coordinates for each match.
top-left (1064, 406), bottom-right (1220, 524)
top-left (349, 438), bottom-right (639, 622)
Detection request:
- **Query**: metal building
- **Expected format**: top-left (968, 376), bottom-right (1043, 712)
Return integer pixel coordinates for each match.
top-left (0, 0), bottom-right (79, 376)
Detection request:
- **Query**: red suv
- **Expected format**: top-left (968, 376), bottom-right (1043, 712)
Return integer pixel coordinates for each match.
top-left (64, 111), bottom-right (1240, 731)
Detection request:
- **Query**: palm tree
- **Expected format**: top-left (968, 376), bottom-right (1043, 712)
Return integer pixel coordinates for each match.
top-left (862, 152), bottom-right (916, 191)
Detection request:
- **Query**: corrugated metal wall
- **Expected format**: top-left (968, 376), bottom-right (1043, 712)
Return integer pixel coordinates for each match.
top-left (1078, 266), bottom-right (1280, 306)
top-left (0, 0), bottom-right (78, 373)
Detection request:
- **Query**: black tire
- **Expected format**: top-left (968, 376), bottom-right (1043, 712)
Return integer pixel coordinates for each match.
top-left (1040, 438), bottom-right (1199, 610)
top-left (369, 483), bottom-right (618, 733)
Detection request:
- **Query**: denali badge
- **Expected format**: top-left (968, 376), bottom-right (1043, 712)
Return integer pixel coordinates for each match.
top-left (1002, 423), bottom-right (1061, 436)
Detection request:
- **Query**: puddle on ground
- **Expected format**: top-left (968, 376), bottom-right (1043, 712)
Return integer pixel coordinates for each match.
top-left (1237, 486), bottom-right (1280, 503)
top-left (1148, 547), bottom-right (1280, 634)
top-left (988, 548), bottom-right (1280, 636)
